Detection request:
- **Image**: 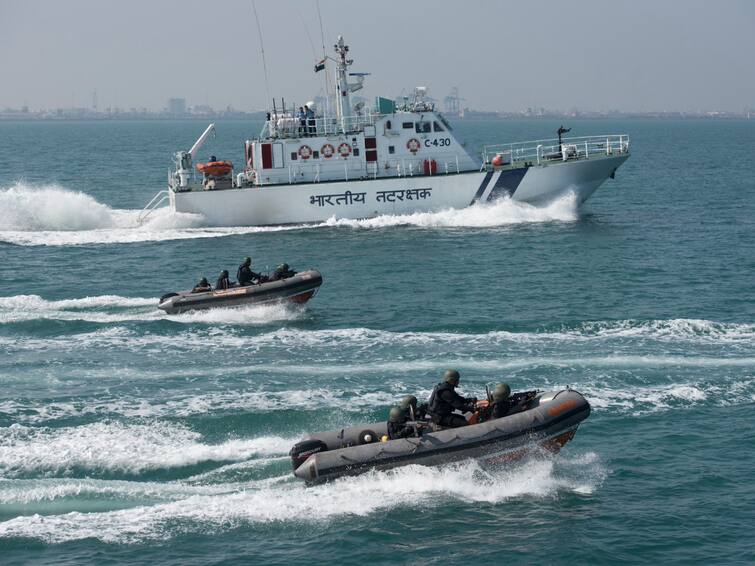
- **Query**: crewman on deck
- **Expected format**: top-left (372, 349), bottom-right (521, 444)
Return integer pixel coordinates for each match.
top-left (216, 269), bottom-right (231, 290)
top-left (305, 105), bottom-right (315, 135)
top-left (426, 369), bottom-right (477, 428)
top-left (481, 384), bottom-right (538, 422)
top-left (387, 407), bottom-right (415, 440)
top-left (237, 257), bottom-right (261, 286)
top-left (489, 383), bottom-right (513, 419)
top-left (296, 107), bottom-right (306, 136)
top-left (269, 263), bottom-right (296, 281)
top-left (191, 277), bottom-right (212, 293)
top-left (399, 394), bottom-right (428, 422)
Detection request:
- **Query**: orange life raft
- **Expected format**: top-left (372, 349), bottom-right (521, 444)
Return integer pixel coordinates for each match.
top-left (197, 161), bottom-right (233, 177)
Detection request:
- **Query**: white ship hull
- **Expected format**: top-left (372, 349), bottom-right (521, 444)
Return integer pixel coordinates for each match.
top-left (171, 154), bottom-right (628, 227)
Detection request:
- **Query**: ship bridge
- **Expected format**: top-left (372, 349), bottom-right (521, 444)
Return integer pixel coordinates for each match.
top-left (241, 87), bottom-right (478, 187)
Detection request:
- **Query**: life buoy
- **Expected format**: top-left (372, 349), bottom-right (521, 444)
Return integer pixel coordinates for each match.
top-left (321, 143), bottom-right (335, 159)
top-left (338, 143), bottom-right (352, 158)
top-left (298, 145), bottom-right (312, 160)
top-left (406, 138), bottom-right (421, 154)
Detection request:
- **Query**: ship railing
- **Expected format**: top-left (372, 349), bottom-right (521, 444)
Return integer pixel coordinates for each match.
top-left (138, 189), bottom-right (170, 225)
top-left (279, 155), bottom-right (464, 185)
top-left (482, 134), bottom-right (630, 167)
top-left (261, 112), bottom-right (382, 139)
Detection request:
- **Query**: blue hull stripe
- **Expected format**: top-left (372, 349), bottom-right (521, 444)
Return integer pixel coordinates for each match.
top-left (469, 171), bottom-right (494, 205)
top-left (487, 167), bottom-right (528, 201)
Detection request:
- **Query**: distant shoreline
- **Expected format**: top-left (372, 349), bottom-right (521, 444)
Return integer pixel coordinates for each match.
top-left (0, 114), bottom-right (752, 123)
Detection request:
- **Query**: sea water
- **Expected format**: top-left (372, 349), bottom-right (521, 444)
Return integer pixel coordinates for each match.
top-left (0, 119), bottom-right (753, 564)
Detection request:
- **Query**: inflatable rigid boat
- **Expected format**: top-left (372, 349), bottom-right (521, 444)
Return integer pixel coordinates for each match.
top-left (290, 388), bottom-right (589, 484)
top-left (157, 269), bottom-right (323, 314)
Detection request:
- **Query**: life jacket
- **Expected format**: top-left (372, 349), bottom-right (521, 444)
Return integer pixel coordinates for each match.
top-left (427, 382), bottom-right (455, 418)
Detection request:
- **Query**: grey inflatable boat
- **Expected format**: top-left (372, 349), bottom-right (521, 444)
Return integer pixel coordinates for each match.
top-left (158, 270), bottom-right (323, 314)
top-left (290, 388), bottom-right (589, 484)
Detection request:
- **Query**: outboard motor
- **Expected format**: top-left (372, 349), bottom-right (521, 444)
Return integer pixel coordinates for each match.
top-left (289, 439), bottom-right (328, 471)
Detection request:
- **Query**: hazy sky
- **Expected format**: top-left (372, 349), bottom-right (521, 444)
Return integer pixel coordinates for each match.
top-left (2, 0), bottom-right (754, 112)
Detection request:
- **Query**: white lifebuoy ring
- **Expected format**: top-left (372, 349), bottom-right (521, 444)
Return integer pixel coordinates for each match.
top-left (298, 145), bottom-right (312, 160)
top-left (338, 143), bottom-right (352, 158)
top-left (407, 138), bottom-right (421, 154)
top-left (321, 143), bottom-right (335, 159)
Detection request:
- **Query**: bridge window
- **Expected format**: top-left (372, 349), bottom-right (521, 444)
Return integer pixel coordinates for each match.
top-left (402, 122), bottom-right (414, 129)
top-left (433, 121), bottom-right (445, 132)
top-left (388, 145), bottom-right (395, 154)
top-left (353, 148), bottom-right (360, 157)
top-left (290, 152), bottom-right (298, 161)
top-left (313, 150), bottom-right (320, 159)
top-left (415, 121), bottom-right (432, 133)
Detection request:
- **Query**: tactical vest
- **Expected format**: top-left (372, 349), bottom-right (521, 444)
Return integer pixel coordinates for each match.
top-left (427, 382), bottom-right (455, 417)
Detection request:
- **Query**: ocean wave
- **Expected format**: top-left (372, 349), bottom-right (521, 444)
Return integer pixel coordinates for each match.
top-left (0, 422), bottom-right (292, 478)
top-left (2, 374), bottom-right (753, 426)
top-left (0, 453), bottom-right (604, 543)
top-left (1, 301), bottom-right (753, 345)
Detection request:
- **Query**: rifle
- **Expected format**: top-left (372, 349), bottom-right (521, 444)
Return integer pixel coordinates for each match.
top-left (409, 405), bottom-right (420, 438)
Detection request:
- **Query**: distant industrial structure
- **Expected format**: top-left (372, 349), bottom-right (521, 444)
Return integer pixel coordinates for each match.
top-left (443, 87), bottom-right (465, 118)
top-left (167, 98), bottom-right (187, 115)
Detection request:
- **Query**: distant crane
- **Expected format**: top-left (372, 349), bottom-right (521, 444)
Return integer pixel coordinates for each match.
top-left (444, 87), bottom-right (466, 118)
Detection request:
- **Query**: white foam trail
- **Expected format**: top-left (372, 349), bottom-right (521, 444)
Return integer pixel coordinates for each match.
top-left (0, 182), bottom-right (578, 247)
top-left (0, 294), bottom-right (305, 324)
top-left (0, 422), bottom-right (293, 478)
top-left (0, 182), bottom-right (309, 246)
top-left (323, 192), bottom-right (579, 229)
top-left (0, 478), bottom-right (233, 505)
top-left (0, 453), bottom-right (604, 543)
top-left (0, 182), bottom-right (115, 231)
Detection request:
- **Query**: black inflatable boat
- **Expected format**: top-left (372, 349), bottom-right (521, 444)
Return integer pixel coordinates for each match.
top-left (158, 269), bottom-right (323, 314)
top-left (290, 388), bottom-right (589, 484)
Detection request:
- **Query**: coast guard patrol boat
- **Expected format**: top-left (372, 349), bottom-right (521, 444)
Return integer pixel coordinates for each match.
top-left (141, 36), bottom-right (630, 226)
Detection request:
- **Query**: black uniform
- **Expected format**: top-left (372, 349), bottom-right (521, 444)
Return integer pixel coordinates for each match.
top-left (490, 398), bottom-right (514, 419)
top-left (216, 274), bottom-right (231, 290)
top-left (489, 391), bottom-right (538, 420)
top-left (237, 264), bottom-right (261, 286)
top-left (270, 266), bottom-right (296, 281)
top-left (387, 420), bottom-right (415, 440)
top-left (191, 282), bottom-right (212, 293)
top-left (427, 382), bottom-right (476, 428)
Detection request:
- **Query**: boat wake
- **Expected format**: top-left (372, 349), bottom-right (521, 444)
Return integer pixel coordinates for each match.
top-left (1, 182), bottom-right (579, 246)
top-left (0, 422), bottom-right (292, 479)
top-left (0, 450), bottom-right (603, 544)
top-left (0, 182), bottom-right (302, 246)
top-left (323, 191), bottom-right (579, 229)
top-left (0, 293), bottom-right (306, 325)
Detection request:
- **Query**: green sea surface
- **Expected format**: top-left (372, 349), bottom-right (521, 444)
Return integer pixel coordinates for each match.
top-left (0, 118), bottom-right (753, 564)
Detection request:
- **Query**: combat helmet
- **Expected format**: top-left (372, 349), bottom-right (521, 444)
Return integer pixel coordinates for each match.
top-left (399, 395), bottom-right (418, 410)
top-left (493, 383), bottom-right (511, 401)
top-left (443, 369), bottom-right (460, 386)
top-left (388, 407), bottom-right (404, 423)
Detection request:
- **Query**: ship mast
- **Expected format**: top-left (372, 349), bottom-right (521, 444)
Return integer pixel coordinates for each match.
top-left (333, 36), bottom-right (364, 133)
